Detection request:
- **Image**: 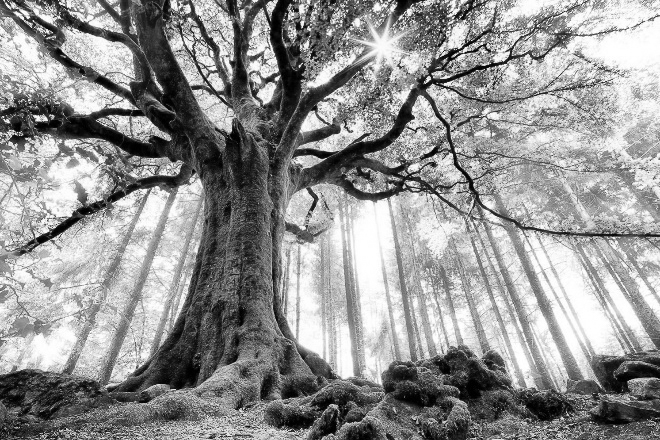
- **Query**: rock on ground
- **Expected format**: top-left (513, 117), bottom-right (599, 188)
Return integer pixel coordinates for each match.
top-left (265, 345), bottom-right (559, 440)
top-left (591, 396), bottom-right (660, 423)
top-left (591, 351), bottom-right (660, 392)
top-left (566, 379), bottom-right (604, 395)
top-left (0, 369), bottom-right (115, 420)
top-left (614, 361), bottom-right (660, 382)
top-left (139, 384), bottom-right (172, 403)
top-left (628, 378), bottom-right (660, 400)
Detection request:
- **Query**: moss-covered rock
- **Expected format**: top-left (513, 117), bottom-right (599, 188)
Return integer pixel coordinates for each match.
top-left (516, 389), bottom-right (573, 421)
top-left (263, 396), bottom-right (320, 428)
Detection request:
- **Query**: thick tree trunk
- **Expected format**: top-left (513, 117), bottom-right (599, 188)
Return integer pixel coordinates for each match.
top-left (62, 191), bottom-right (151, 375)
top-left (467, 224), bottom-right (526, 387)
top-left (481, 218), bottom-right (554, 389)
top-left (168, 265), bottom-right (190, 331)
top-left (150, 197), bottom-right (203, 356)
top-left (493, 195), bottom-right (584, 381)
top-left (115, 139), bottom-right (332, 406)
top-left (387, 198), bottom-right (418, 361)
top-left (373, 201), bottom-right (402, 360)
top-left (99, 188), bottom-right (178, 384)
top-left (575, 243), bottom-right (642, 352)
top-left (339, 200), bottom-right (365, 377)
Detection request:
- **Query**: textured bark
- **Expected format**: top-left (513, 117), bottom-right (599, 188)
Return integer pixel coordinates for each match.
top-left (99, 188), bottom-right (178, 384)
top-left (373, 201), bottom-right (402, 360)
top-left (494, 195), bottom-right (584, 382)
top-left (339, 200), bottom-right (364, 377)
top-left (62, 190), bottom-right (151, 375)
top-left (523, 234), bottom-right (594, 364)
top-left (387, 198), bottom-right (418, 361)
top-left (150, 197), bottom-right (203, 356)
top-left (114, 138), bottom-right (332, 407)
top-left (482, 219), bottom-right (553, 390)
top-left (168, 264), bottom-right (190, 331)
top-left (468, 225), bottom-right (526, 387)
top-left (575, 243), bottom-right (642, 352)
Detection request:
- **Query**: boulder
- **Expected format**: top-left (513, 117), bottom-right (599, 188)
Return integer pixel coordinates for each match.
top-left (614, 361), bottom-right (660, 383)
top-left (139, 384), bottom-right (171, 402)
top-left (381, 361), bottom-right (459, 406)
top-left (516, 389), bottom-right (572, 421)
top-left (628, 378), bottom-right (660, 400)
top-left (0, 369), bottom-right (115, 420)
top-left (441, 346), bottom-right (512, 398)
top-left (591, 351), bottom-right (660, 392)
top-left (591, 396), bottom-right (660, 423)
top-left (566, 379), bottom-right (604, 395)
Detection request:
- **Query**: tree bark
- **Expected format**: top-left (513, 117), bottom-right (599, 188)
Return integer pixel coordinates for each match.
top-left (115, 141), bottom-right (334, 406)
top-left (430, 282), bottom-right (451, 351)
top-left (168, 263), bottom-right (191, 331)
top-left (467, 223), bottom-right (526, 387)
top-left (493, 194), bottom-right (584, 381)
top-left (62, 190), bottom-right (151, 375)
top-left (99, 188), bottom-right (178, 384)
top-left (481, 218), bottom-right (554, 389)
top-left (282, 245), bottom-right (292, 316)
top-left (387, 198), bottom-right (418, 361)
top-left (373, 201), bottom-right (402, 360)
top-left (150, 197), bottom-right (203, 357)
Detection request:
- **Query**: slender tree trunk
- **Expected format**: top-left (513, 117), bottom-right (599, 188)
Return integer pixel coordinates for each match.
top-left (575, 243), bottom-right (642, 352)
top-left (282, 245), bottom-right (292, 316)
top-left (534, 235), bottom-right (596, 357)
top-left (326, 235), bottom-right (338, 370)
top-left (430, 282), bottom-right (451, 350)
top-left (523, 234), bottom-right (594, 364)
top-left (493, 194), bottom-right (584, 381)
top-left (481, 218), bottom-right (554, 389)
top-left (62, 191), bottom-right (151, 375)
top-left (454, 246), bottom-right (490, 354)
top-left (98, 188), bottom-right (178, 384)
top-left (150, 197), bottom-right (203, 356)
top-left (560, 178), bottom-right (660, 348)
top-left (346, 201), bottom-right (367, 371)
top-left (295, 243), bottom-right (302, 339)
top-left (410, 296), bottom-right (425, 359)
top-left (373, 201), bottom-right (402, 360)
top-left (320, 235), bottom-right (327, 360)
top-left (339, 201), bottom-right (365, 377)
top-left (614, 241), bottom-right (660, 305)
top-left (438, 265), bottom-right (463, 346)
top-left (403, 209), bottom-right (437, 357)
top-left (168, 264), bottom-right (190, 331)
top-left (532, 329), bottom-right (561, 390)
top-left (387, 198), bottom-right (418, 361)
top-left (467, 223), bottom-right (526, 387)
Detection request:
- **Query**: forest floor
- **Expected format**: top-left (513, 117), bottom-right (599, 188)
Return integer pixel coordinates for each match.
top-left (5, 395), bottom-right (660, 440)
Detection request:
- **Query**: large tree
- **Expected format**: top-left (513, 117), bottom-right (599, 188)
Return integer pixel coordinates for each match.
top-left (1, 0), bottom-right (659, 408)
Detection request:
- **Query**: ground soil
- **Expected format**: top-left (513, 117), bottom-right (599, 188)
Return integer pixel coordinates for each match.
top-left (5, 395), bottom-right (660, 439)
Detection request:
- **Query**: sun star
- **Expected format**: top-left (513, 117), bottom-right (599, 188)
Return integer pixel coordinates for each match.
top-left (354, 18), bottom-right (407, 65)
